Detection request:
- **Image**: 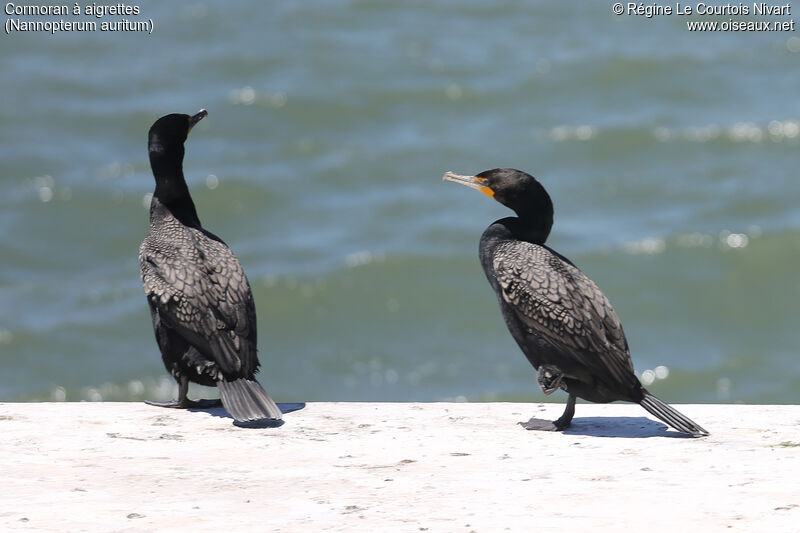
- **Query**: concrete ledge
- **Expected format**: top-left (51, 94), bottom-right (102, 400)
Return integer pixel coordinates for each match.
top-left (1, 402), bottom-right (798, 531)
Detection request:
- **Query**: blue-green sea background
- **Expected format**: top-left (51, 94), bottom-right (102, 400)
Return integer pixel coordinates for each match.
top-left (1, 2), bottom-right (798, 405)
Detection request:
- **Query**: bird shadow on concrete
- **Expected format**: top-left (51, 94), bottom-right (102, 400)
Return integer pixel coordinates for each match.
top-left (189, 402), bottom-right (306, 429)
top-left (561, 416), bottom-right (694, 438)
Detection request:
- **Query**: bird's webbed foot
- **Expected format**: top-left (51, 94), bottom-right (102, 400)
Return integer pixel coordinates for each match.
top-left (145, 398), bottom-right (222, 409)
top-left (519, 394), bottom-right (576, 432)
top-left (145, 375), bottom-right (222, 410)
top-left (537, 365), bottom-right (564, 395)
top-left (519, 417), bottom-right (564, 431)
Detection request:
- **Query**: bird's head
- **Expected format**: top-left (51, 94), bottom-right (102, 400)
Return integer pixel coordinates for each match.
top-left (443, 168), bottom-right (554, 243)
top-left (148, 109), bottom-right (207, 160)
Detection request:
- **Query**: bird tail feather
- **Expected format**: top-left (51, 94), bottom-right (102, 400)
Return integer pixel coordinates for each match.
top-left (218, 378), bottom-right (283, 422)
top-left (640, 391), bottom-right (708, 437)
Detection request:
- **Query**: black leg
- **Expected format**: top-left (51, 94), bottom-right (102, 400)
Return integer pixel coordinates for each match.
top-left (552, 394), bottom-right (576, 430)
top-left (177, 374), bottom-right (190, 404)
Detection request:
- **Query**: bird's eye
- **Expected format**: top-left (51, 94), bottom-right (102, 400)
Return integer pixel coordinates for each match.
top-left (477, 178), bottom-right (489, 186)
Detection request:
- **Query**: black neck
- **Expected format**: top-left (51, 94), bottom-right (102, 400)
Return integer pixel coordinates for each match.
top-left (495, 214), bottom-right (552, 245)
top-left (149, 146), bottom-right (201, 228)
top-left (152, 175), bottom-right (201, 228)
top-left (517, 211), bottom-right (552, 244)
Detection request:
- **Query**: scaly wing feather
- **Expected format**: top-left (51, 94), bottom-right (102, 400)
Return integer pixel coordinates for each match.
top-left (139, 227), bottom-right (257, 378)
top-left (492, 241), bottom-right (637, 389)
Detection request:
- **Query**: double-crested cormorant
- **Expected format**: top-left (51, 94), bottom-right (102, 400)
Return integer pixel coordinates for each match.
top-left (444, 168), bottom-right (707, 436)
top-left (139, 110), bottom-right (282, 423)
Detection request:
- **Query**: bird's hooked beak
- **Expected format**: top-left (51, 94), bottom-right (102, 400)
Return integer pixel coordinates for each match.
top-left (442, 171), bottom-right (495, 199)
top-left (188, 109), bottom-right (208, 132)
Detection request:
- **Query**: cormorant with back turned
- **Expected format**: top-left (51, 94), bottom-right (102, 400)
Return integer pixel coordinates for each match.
top-left (444, 168), bottom-right (707, 436)
top-left (139, 109), bottom-right (282, 423)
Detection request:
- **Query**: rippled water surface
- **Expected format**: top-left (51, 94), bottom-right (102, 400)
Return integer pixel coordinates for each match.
top-left (1, 2), bottom-right (798, 405)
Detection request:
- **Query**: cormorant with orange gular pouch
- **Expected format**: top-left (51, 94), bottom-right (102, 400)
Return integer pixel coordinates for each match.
top-left (444, 168), bottom-right (707, 436)
top-left (139, 109), bottom-right (282, 423)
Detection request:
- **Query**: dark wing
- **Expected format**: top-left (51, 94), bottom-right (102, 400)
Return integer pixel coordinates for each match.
top-left (139, 228), bottom-right (258, 378)
top-left (491, 240), bottom-right (636, 388)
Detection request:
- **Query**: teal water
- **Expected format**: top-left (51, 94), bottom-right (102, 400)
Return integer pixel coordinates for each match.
top-left (1, 2), bottom-right (798, 405)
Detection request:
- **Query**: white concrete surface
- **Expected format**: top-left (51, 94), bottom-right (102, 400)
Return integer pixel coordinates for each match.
top-left (1, 402), bottom-right (798, 532)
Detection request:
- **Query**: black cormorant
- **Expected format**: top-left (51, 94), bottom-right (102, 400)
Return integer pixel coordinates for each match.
top-left (444, 168), bottom-right (707, 436)
top-left (139, 110), bottom-right (282, 423)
